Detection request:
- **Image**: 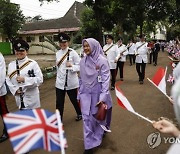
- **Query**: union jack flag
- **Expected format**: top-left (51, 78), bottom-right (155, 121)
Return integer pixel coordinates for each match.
top-left (3, 109), bottom-right (67, 154)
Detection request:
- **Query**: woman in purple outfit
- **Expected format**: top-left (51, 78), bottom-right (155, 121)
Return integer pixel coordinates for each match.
top-left (78, 38), bottom-right (112, 154)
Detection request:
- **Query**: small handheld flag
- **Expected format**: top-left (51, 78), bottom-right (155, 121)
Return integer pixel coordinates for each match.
top-left (147, 67), bottom-right (172, 103)
top-left (3, 109), bottom-right (67, 154)
top-left (115, 81), bottom-right (153, 123)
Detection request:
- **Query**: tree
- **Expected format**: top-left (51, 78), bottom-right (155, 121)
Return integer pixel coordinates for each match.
top-left (32, 15), bottom-right (43, 22)
top-left (80, 8), bottom-right (100, 40)
top-left (39, 0), bottom-right (178, 41)
top-left (128, 0), bottom-right (176, 35)
top-left (30, 36), bottom-right (60, 53)
top-left (82, 0), bottom-right (112, 45)
top-left (25, 15), bottom-right (43, 23)
top-left (0, 0), bottom-right (25, 41)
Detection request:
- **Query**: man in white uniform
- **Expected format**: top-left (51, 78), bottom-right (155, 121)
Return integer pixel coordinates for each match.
top-left (55, 32), bottom-right (82, 121)
top-left (6, 39), bottom-right (43, 109)
top-left (0, 52), bottom-right (9, 142)
top-left (115, 37), bottom-right (128, 81)
top-left (127, 38), bottom-right (136, 66)
top-left (103, 35), bottom-right (118, 90)
top-left (135, 35), bottom-right (149, 84)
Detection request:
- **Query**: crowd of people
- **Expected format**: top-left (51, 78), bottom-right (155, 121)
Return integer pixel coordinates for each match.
top-left (0, 32), bottom-right (180, 154)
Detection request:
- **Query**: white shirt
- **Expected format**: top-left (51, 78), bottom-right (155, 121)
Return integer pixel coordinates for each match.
top-left (6, 56), bottom-right (43, 109)
top-left (103, 43), bottom-right (118, 69)
top-left (56, 47), bottom-right (80, 90)
top-left (116, 44), bottom-right (128, 62)
top-left (135, 41), bottom-right (149, 63)
top-left (128, 43), bottom-right (136, 55)
top-left (0, 53), bottom-right (7, 96)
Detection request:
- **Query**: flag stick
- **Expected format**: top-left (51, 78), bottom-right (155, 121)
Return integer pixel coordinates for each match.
top-left (168, 56), bottom-right (174, 61)
top-left (56, 110), bottom-right (65, 154)
top-left (147, 77), bottom-right (172, 101)
top-left (133, 112), bottom-right (153, 123)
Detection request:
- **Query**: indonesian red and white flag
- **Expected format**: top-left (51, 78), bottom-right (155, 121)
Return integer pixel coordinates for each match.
top-left (115, 82), bottom-right (135, 113)
top-left (115, 81), bottom-right (153, 123)
top-left (148, 67), bottom-right (167, 95)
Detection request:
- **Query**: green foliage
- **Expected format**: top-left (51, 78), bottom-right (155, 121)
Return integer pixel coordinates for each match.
top-left (39, 0), bottom-right (179, 41)
top-left (0, 0), bottom-right (25, 40)
top-left (167, 24), bottom-right (180, 40)
top-left (80, 8), bottom-right (100, 39)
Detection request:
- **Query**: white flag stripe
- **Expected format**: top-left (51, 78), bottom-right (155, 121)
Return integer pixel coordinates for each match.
top-left (147, 77), bottom-right (172, 101)
top-left (157, 66), bottom-right (167, 94)
top-left (115, 87), bottom-right (135, 113)
top-left (147, 66), bottom-right (167, 95)
top-left (157, 74), bottom-right (166, 94)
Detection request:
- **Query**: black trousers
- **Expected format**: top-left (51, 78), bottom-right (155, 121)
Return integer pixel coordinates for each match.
top-left (110, 69), bottom-right (116, 87)
top-left (149, 52), bottom-right (154, 64)
top-left (153, 51), bottom-right (159, 65)
top-left (136, 62), bottom-right (146, 81)
top-left (56, 88), bottom-right (81, 119)
top-left (129, 54), bottom-right (135, 65)
top-left (116, 61), bottom-right (124, 79)
top-left (0, 95), bottom-right (9, 134)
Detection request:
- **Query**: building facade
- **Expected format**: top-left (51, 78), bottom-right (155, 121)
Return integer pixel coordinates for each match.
top-left (18, 1), bottom-right (85, 54)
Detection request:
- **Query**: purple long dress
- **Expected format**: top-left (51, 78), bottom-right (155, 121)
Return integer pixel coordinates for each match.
top-left (78, 38), bottom-right (112, 150)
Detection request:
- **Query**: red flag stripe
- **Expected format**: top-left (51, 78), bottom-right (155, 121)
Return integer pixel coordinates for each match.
top-left (117, 97), bottom-right (127, 109)
top-left (152, 67), bottom-right (165, 86)
top-left (115, 81), bottom-right (135, 113)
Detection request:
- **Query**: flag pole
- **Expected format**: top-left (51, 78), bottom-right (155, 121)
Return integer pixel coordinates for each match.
top-left (133, 112), bottom-right (153, 123)
top-left (56, 109), bottom-right (65, 154)
top-left (147, 77), bottom-right (172, 102)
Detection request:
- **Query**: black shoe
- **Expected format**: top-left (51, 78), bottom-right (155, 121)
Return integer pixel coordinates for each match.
top-left (139, 81), bottom-right (144, 84)
top-left (110, 86), bottom-right (115, 90)
top-left (0, 133), bottom-right (8, 143)
top-left (103, 132), bottom-right (106, 138)
top-left (75, 115), bottom-right (82, 121)
top-left (154, 63), bottom-right (157, 66)
top-left (83, 149), bottom-right (93, 154)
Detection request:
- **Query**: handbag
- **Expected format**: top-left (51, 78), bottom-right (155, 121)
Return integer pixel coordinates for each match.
top-left (95, 102), bottom-right (108, 121)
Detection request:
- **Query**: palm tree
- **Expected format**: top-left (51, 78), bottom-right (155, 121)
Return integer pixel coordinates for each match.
top-left (30, 36), bottom-right (60, 53)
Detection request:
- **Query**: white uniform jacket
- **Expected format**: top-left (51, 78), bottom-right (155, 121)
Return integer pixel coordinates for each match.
top-left (6, 56), bottom-right (43, 109)
top-left (135, 41), bottom-right (149, 63)
top-left (0, 53), bottom-right (7, 96)
top-left (116, 44), bottom-right (128, 62)
top-left (56, 47), bottom-right (80, 90)
top-left (128, 43), bottom-right (136, 55)
top-left (103, 43), bottom-right (118, 69)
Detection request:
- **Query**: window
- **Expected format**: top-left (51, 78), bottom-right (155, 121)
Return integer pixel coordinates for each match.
top-left (31, 36), bottom-right (35, 42)
top-left (39, 35), bottom-right (44, 42)
top-left (53, 35), bottom-right (59, 42)
top-left (46, 35), bottom-right (53, 41)
top-left (26, 36), bottom-right (31, 42)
